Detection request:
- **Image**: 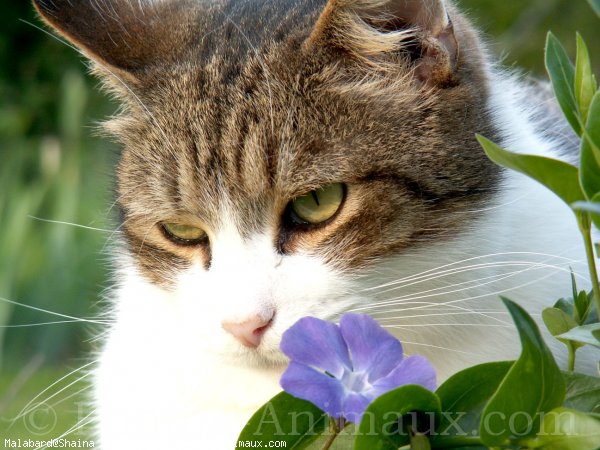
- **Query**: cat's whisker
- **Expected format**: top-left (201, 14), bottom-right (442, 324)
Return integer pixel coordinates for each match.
top-left (27, 215), bottom-right (120, 234)
top-left (381, 338), bottom-right (486, 356)
top-left (390, 322), bottom-right (515, 328)
top-left (362, 251), bottom-right (583, 291)
top-left (448, 192), bottom-right (529, 214)
top-left (374, 310), bottom-right (511, 321)
top-left (9, 362), bottom-right (95, 425)
top-left (355, 261), bottom-right (574, 311)
top-left (0, 319), bottom-right (110, 328)
top-left (365, 261), bottom-right (556, 298)
top-left (33, 411), bottom-right (95, 450)
top-left (392, 270), bottom-right (558, 313)
top-left (46, 384), bottom-right (92, 413)
top-left (0, 296), bottom-right (107, 325)
top-left (370, 302), bottom-right (513, 326)
top-left (14, 371), bottom-right (92, 424)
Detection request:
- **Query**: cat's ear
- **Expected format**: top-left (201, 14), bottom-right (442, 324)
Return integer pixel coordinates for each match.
top-left (306, 0), bottom-right (459, 85)
top-left (32, 0), bottom-right (195, 82)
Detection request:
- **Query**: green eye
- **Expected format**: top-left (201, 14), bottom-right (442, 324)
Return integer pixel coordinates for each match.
top-left (290, 183), bottom-right (345, 225)
top-left (161, 222), bottom-right (207, 244)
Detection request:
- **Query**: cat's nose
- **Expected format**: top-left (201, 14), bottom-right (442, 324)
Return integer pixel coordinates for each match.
top-left (222, 313), bottom-right (274, 348)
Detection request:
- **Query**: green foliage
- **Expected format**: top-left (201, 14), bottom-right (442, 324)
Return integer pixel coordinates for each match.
top-left (238, 392), bottom-right (328, 447)
top-left (353, 386), bottom-right (440, 450)
top-left (434, 361), bottom-right (512, 441)
top-left (546, 32), bottom-right (580, 134)
top-left (543, 273), bottom-right (598, 370)
top-left (524, 408), bottom-right (600, 450)
top-left (478, 30), bottom-right (600, 356)
top-left (476, 136), bottom-right (584, 206)
top-left (479, 299), bottom-right (565, 446)
top-left (575, 34), bottom-right (597, 124)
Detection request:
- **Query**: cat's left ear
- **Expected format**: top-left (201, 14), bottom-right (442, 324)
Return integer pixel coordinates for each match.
top-left (31, 0), bottom-right (198, 84)
top-left (306, 0), bottom-right (459, 85)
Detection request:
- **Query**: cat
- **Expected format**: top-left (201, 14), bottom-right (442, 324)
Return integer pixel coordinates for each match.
top-left (32, 0), bottom-right (596, 448)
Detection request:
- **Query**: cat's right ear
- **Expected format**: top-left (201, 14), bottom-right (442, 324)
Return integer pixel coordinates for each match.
top-left (32, 0), bottom-right (196, 83)
top-left (306, 0), bottom-right (459, 86)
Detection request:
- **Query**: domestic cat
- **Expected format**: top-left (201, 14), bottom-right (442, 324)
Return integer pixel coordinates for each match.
top-left (32, 0), bottom-right (595, 448)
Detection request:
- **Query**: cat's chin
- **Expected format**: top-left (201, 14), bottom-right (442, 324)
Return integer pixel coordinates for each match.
top-left (226, 343), bottom-right (289, 368)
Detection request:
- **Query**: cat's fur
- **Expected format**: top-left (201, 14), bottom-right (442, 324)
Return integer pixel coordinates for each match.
top-left (32, 0), bottom-right (596, 448)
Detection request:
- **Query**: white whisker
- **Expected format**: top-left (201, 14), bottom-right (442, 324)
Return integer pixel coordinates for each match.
top-left (388, 339), bottom-right (484, 356)
top-left (33, 411), bottom-right (95, 450)
top-left (363, 252), bottom-right (582, 291)
top-left (0, 297), bottom-right (107, 325)
top-left (0, 320), bottom-right (109, 328)
top-left (9, 362), bottom-right (95, 426)
top-left (27, 215), bottom-right (120, 234)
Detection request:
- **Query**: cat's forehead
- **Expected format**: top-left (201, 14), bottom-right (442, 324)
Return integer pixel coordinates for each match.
top-left (116, 53), bottom-right (429, 224)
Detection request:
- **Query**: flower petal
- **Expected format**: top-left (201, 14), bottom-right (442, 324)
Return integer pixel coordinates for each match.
top-left (371, 355), bottom-right (437, 397)
top-left (280, 361), bottom-right (345, 418)
top-left (339, 313), bottom-right (404, 381)
top-left (280, 317), bottom-right (351, 378)
top-left (341, 391), bottom-right (372, 423)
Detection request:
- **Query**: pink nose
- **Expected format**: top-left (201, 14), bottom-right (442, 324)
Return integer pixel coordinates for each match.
top-left (222, 313), bottom-right (274, 348)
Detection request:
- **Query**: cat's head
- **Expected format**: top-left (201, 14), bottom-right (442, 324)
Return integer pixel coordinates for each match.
top-left (34, 0), bottom-right (501, 365)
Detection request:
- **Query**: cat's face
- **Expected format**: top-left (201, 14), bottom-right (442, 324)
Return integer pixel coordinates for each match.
top-left (35, 0), bottom-right (501, 365)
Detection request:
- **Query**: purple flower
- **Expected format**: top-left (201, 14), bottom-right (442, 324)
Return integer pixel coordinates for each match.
top-left (279, 313), bottom-right (436, 423)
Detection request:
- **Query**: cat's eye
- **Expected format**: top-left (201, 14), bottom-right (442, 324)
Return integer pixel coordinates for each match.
top-left (161, 222), bottom-right (207, 245)
top-left (289, 183), bottom-right (345, 225)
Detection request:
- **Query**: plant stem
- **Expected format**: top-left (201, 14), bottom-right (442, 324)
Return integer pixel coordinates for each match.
top-left (410, 433), bottom-right (432, 450)
top-left (567, 342), bottom-right (577, 371)
top-left (579, 213), bottom-right (600, 314)
top-left (321, 417), bottom-right (342, 450)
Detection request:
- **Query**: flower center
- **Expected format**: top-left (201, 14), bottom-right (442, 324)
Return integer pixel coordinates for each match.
top-left (341, 369), bottom-right (370, 393)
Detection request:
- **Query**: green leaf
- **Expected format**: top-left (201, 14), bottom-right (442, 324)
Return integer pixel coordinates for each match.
top-left (587, 0), bottom-right (600, 17)
top-left (525, 407), bottom-right (600, 450)
top-left (575, 33), bottom-right (596, 123)
top-left (304, 422), bottom-right (357, 449)
top-left (563, 372), bottom-right (600, 414)
top-left (542, 308), bottom-right (584, 350)
top-left (237, 392), bottom-right (328, 446)
top-left (477, 135), bottom-right (585, 206)
top-left (432, 361), bottom-right (512, 445)
top-left (479, 298), bottom-right (566, 446)
top-left (584, 93), bottom-right (600, 171)
top-left (354, 385), bottom-right (440, 450)
top-left (577, 290), bottom-right (594, 324)
top-left (571, 270), bottom-right (579, 307)
top-left (543, 307), bottom-right (579, 335)
top-left (580, 97), bottom-right (600, 199)
top-left (559, 323), bottom-right (600, 348)
top-left (545, 32), bottom-right (580, 134)
top-left (555, 298), bottom-right (576, 317)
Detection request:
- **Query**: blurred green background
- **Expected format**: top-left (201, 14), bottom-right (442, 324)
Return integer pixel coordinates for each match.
top-left (0, 0), bottom-right (598, 442)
